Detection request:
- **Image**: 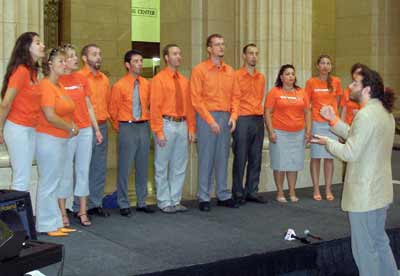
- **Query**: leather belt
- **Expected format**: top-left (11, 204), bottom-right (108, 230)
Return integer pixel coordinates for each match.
top-left (119, 120), bottom-right (148, 124)
top-left (97, 120), bottom-right (107, 125)
top-left (162, 115), bottom-right (186, 122)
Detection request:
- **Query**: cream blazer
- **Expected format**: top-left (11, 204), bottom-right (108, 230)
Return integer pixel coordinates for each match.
top-left (326, 99), bottom-right (395, 212)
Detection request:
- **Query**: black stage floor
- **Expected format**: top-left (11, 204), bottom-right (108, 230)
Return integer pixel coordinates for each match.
top-left (39, 184), bottom-right (400, 276)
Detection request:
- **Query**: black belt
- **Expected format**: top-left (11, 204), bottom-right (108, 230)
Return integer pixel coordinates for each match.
top-left (162, 115), bottom-right (186, 122)
top-left (119, 120), bottom-right (148, 124)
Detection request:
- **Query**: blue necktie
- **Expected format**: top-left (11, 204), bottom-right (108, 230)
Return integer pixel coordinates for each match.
top-left (132, 79), bottom-right (141, 120)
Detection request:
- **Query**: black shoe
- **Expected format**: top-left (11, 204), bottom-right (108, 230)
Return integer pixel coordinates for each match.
top-left (136, 206), bottom-right (155, 214)
top-left (217, 198), bottom-right (240, 208)
top-left (234, 196), bottom-right (246, 205)
top-left (120, 208), bottom-right (132, 217)
top-left (199, 201), bottom-right (211, 212)
top-left (246, 195), bottom-right (268, 204)
top-left (87, 207), bottom-right (110, 217)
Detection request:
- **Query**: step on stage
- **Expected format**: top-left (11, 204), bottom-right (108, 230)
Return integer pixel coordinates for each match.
top-left (40, 184), bottom-right (400, 276)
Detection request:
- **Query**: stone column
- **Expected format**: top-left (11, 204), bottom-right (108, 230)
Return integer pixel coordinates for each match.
top-left (0, 0), bottom-right (44, 85)
top-left (236, 0), bottom-right (312, 90)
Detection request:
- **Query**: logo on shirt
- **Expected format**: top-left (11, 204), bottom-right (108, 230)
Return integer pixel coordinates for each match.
top-left (313, 88), bottom-right (329, 92)
top-left (279, 96), bottom-right (297, 100)
top-left (64, 85), bottom-right (82, 91)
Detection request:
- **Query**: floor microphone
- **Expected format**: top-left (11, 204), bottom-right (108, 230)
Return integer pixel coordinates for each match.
top-left (290, 234), bottom-right (311, 244)
top-left (304, 229), bottom-right (322, 240)
top-left (284, 229), bottom-right (310, 244)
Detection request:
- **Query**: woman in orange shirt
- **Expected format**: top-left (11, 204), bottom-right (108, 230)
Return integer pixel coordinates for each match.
top-left (340, 63), bottom-right (364, 125)
top-left (0, 32), bottom-right (44, 191)
top-left (35, 47), bottom-right (79, 237)
top-left (265, 64), bottom-right (311, 202)
top-left (58, 44), bottom-right (103, 227)
top-left (306, 55), bottom-right (343, 201)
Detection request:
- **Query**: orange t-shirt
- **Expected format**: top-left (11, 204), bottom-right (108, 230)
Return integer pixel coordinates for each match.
top-left (235, 67), bottom-right (266, 116)
top-left (305, 76), bottom-right (343, 122)
top-left (108, 74), bottom-right (151, 131)
top-left (77, 66), bottom-right (110, 121)
top-left (264, 87), bottom-right (310, 132)
top-left (340, 88), bottom-right (361, 125)
top-left (150, 67), bottom-right (196, 139)
top-left (190, 59), bottom-right (240, 124)
top-left (59, 73), bottom-right (92, 128)
top-left (6, 65), bottom-right (41, 127)
top-left (36, 78), bottom-right (75, 138)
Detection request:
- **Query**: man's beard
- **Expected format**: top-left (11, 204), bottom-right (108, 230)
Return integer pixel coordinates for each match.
top-left (349, 90), bottom-right (362, 103)
top-left (88, 60), bottom-right (101, 70)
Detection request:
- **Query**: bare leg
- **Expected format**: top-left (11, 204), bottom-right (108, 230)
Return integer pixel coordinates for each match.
top-left (287, 171), bottom-right (298, 202)
top-left (78, 196), bottom-right (91, 226)
top-left (324, 159), bottom-right (334, 200)
top-left (273, 170), bottom-right (286, 202)
top-left (310, 158), bottom-right (321, 199)
top-left (58, 198), bottom-right (69, 227)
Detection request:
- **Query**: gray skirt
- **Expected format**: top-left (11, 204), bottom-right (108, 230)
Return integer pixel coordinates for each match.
top-left (310, 121), bottom-right (337, 159)
top-left (269, 129), bottom-right (305, 171)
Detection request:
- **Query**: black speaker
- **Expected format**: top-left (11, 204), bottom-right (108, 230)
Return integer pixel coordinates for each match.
top-left (0, 210), bottom-right (25, 261)
top-left (0, 190), bottom-right (36, 240)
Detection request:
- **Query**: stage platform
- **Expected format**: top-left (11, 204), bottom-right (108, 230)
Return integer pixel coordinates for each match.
top-left (38, 184), bottom-right (400, 276)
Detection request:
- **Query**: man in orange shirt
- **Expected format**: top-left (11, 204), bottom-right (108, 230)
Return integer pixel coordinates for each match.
top-left (77, 44), bottom-right (111, 217)
top-left (150, 44), bottom-right (196, 213)
top-left (109, 49), bottom-right (154, 217)
top-left (190, 33), bottom-right (241, 211)
top-left (232, 44), bottom-right (267, 205)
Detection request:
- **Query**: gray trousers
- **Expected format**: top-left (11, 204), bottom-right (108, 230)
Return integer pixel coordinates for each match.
top-left (87, 122), bottom-right (108, 209)
top-left (117, 121), bottom-right (150, 209)
top-left (196, 112), bottom-right (231, 202)
top-left (232, 115), bottom-right (264, 198)
top-left (348, 206), bottom-right (398, 276)
top-left (154, 119), bottom-right (188, 209)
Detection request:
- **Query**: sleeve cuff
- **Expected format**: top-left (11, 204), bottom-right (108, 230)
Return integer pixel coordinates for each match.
top-left (229, 113), bottom-right (238, 121)
top-left (329, 116), bottom-right (340, 127)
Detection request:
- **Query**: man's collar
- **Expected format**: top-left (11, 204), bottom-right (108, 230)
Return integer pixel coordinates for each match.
top-left (81, 65), bottom-right (101, 78)
top-left (165, 66), bottom-right (179, 78)
top-left (205, 59), bottom-right (226, 71)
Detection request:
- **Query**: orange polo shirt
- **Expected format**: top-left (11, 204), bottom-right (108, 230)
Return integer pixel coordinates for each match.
top-left (235, 67), bottom-right (266, 116)
top-left (36, 78), bottom-right (75, 138)
top-left (150, 67), bottom-right (196, 139)
top-left (190, 59), bottom-right (240, 124)
top-left (305, 76), bottom-right (343, 122)
top-left (59, 72), bottom-right (92, 129)
top-left (108, 74), bottom-right (150, 131)
top-left (6, 65), bottom-right (41, 127)
top-left (340, 88), bottom-right (361, 125)
top-left (265, 87), bottom-right (310, 132)
top-left (77, 65), bottom-right (110, 121)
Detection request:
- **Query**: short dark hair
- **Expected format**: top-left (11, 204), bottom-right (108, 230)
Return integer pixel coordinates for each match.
top-left (358, 67), bottom-right (395, 113)
top-left (81, 43), bottom-right (99, 57)
top-left (349, 62), bottom-right (370, 78)
top-left (242, 43), bottom-right (257, 54)
top-left (162, 44), bottom-right (179, 62)
top-left (206, 33), bottom-right (223, 47)
top-left (274, 64), bottom-right (300, 89)
top-left (124, 49), bottom-right (143, 64)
